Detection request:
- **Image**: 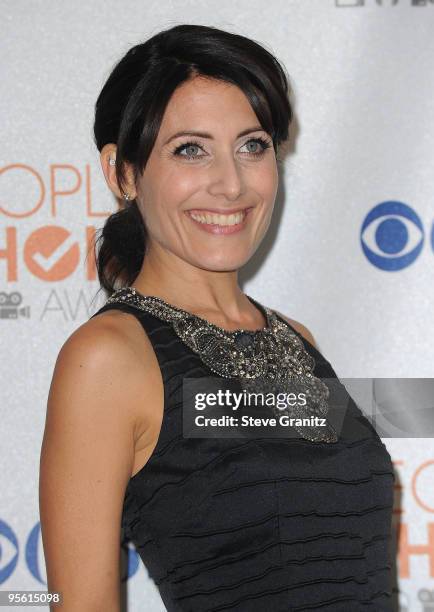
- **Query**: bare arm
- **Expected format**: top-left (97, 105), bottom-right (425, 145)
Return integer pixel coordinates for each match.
top-left (39, 316), bottom-right (148, 611)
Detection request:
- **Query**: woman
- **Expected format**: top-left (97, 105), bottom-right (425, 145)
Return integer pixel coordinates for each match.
top-left (39, 24), bottom-right (395, 611)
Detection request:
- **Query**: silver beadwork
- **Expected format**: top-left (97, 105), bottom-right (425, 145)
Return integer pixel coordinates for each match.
top-left (105, 286), bottom-right (339, 443)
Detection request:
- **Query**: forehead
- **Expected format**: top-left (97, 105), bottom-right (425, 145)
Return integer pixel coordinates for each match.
top-left (157, 76), bottom-right (259, 134)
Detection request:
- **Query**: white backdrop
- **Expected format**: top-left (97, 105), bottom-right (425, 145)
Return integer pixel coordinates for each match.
top-left (1, 1), bottom-right (433, 610)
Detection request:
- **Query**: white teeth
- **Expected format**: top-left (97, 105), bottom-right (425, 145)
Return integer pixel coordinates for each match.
top-left (188, 210), bottom-right (246, 226)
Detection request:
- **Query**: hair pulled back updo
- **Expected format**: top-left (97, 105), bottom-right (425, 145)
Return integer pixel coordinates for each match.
top-left (93, 23), bottom-right (293, 296)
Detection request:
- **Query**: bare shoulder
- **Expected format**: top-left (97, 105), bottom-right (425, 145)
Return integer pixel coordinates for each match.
top-left (273, 310), bottom-right (317, 349)
top-left (55, 308), bottom-right (159, 436)
top-left (63, 307), bottom-right (158, 375)
top-left (69, 307), bottom-right (154, 362)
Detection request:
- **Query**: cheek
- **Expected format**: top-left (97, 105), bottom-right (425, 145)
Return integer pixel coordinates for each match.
top-left (252, 160), bottom-right (278, 203)
top-left (153, 166), bottom-right (203, 215)
top-left (164, 168), bottom-right (201, 205)
top-left (139, 167), bottom-right (199, 224)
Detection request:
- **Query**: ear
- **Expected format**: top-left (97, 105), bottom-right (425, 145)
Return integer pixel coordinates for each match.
top-left (100, 143), bottom-right (137, 200)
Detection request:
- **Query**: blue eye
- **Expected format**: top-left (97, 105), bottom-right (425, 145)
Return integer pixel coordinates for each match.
top-left (172, 140), bottom-right (204, 159)
top-left (240, 137), bottom-right (272, 156)
top-left (171, 136), bottom-right (272, 160)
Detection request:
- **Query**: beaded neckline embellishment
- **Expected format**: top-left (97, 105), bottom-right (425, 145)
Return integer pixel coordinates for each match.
top-left (104, 286), bottom-right (338, 443)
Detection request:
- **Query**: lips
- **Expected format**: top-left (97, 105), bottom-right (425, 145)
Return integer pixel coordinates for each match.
top-left (187, 206), bottom-right (252, 215)
top-left (185, 207), bottom-right (252, 235)
top-left (188, 210), bottom-right (246, 227)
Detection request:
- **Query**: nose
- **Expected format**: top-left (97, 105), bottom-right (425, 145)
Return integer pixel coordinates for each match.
top-left (207, 152), bottom-right (245, 201)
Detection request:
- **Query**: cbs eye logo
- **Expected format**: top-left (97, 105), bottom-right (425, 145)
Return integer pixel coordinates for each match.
top-left (360, 201), bottom-right (430, 271)
top-left (0, 519), bottom-right (140, 584)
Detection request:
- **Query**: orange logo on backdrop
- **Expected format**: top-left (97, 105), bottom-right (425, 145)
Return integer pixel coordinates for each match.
top-left (0, 163), bottom-right (115, 281)
top-left (393, 459), bottom-right (434, 578)
top-left (25, 226), bottom-right (80, 281)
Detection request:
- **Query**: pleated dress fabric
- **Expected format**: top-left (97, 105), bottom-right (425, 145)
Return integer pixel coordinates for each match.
top-left (90, 299), bottom-right (395, 612)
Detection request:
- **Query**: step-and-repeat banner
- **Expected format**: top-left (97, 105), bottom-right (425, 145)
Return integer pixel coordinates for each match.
top-left (2, 1), bottom-right (433, 610)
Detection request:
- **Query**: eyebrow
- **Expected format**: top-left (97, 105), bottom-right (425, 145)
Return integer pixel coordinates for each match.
top-left (163, 126), bottom-right (266, 146)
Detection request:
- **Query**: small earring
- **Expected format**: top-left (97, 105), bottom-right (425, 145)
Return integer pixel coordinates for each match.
top-left (122, 192), bottom-right (132, 201)
top-left (109, 157), bottom-right (116, 166)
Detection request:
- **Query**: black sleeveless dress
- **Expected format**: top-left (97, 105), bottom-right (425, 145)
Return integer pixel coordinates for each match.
top-left (90, 287), bottom-right (395, 611)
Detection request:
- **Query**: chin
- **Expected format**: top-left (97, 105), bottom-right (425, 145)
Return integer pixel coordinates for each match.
top-left (191, 252), bottom-right (251, 272)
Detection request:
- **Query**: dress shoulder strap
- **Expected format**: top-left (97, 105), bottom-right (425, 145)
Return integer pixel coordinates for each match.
top-left (269, 309), bottom-right (339, 380)
top-left (89, 300), bottom-right (204, 388)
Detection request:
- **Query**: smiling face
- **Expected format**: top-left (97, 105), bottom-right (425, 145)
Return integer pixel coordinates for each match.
top-left (134, 75), bottom-right (279, 273)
